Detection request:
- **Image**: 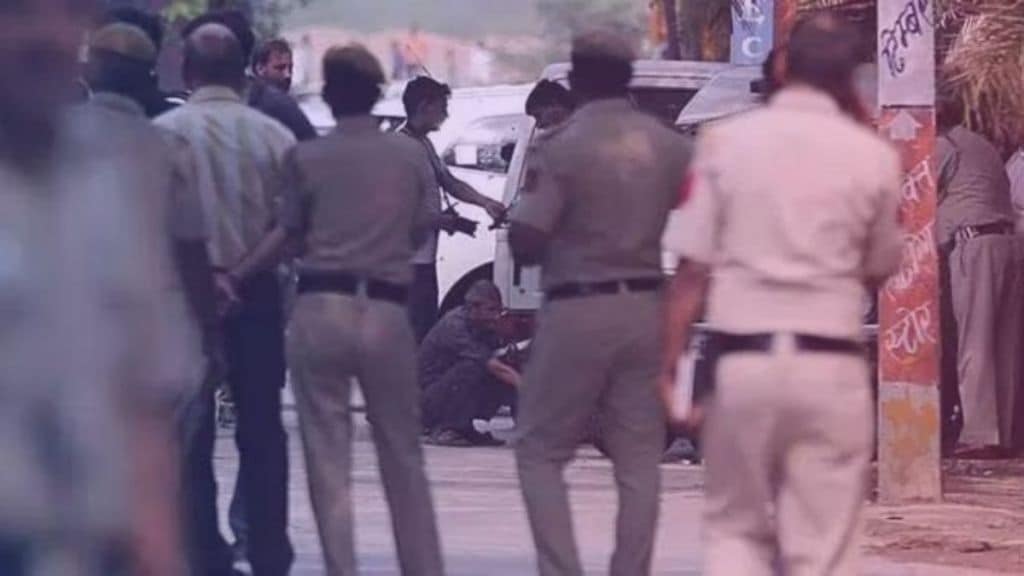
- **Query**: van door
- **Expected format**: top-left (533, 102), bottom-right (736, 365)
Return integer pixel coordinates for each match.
top-left (493, 116), bottom-right (541, 311)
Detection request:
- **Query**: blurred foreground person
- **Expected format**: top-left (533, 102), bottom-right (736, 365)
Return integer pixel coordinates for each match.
top-left (156, 23), bottom-right (296, 576)
top-left (420, 280), bottom-right (517, 447)
top-left (0, 2), bottom-right (190, 575)
top-left (509, 30), bottom-right (691, 576)
top-left (936, 89), bottom-right (1024, 455)
top-left (229, 45), bottom-right (445, 575)
top-left (661, 15), bottom-right (903, 575)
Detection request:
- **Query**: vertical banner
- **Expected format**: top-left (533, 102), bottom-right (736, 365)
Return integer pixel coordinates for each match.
top-left (731, 0), bottom-right (774, 65)
top-left (877, 0), bottom-right (942, 503)
top-left (878, 0), bottom-right (936, 106)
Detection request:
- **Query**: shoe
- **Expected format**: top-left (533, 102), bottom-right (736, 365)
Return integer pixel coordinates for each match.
top-left (424, 429), bottom-right (474, 447)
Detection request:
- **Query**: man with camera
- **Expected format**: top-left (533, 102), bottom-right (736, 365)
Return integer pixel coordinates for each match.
top-left (400, 77), bottom-right (506, 342)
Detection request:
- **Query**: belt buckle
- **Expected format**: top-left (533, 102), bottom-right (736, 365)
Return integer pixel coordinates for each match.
top-left (959, 226), bottom-right (979, 242)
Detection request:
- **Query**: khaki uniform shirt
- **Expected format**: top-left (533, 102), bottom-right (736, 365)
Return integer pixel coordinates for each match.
top-left (663, 87), bottom-right (904, 340)
top-left (155, 86), bottom-right (296, 268)
top-left (936, 126), bottom-right (1014, 245)
top-left (280, 115), bottom-right (438, 285)
top-left (511, 98), bottom-right (691, 289)
top-left (0, 107), bottom-right (189, 538)
top-left (401, 127), bottom-right (445, 265)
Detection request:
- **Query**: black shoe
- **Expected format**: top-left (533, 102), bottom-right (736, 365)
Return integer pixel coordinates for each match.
top-left (424, 429), bottom-right (474, 447)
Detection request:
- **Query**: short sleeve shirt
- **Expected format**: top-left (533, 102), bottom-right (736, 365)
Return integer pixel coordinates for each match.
top-left (401, 127), bottom-right (445, 264)
top-left (279, 115), bottom-right (437, 285)
top-left (663, 87), bottom-right (904, 339)
top-left (936, 126), bottom-right (1014, 244)
top-left (510, 98), bottom-right (692, 289)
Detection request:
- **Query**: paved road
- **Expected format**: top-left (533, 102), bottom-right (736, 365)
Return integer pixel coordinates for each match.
top-left (212, 407), bottom-right (989, 575)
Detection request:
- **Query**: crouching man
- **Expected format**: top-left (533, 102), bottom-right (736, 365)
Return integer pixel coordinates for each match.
top-left (420, 281), bottom-right (518, 446)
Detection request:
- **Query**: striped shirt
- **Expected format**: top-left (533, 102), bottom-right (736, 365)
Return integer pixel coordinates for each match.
top-left (155, 86), bottom-right (296, 268)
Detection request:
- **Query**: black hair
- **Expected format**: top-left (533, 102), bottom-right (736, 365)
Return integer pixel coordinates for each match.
top-left (103, 6), bottom-right (164, 49)
top-left (787, 14), bottom-right (866, 119)
top-left (254, 38), bottom-right (292, 68)
top-left (525, 80), bottom-right (574, 115)
top-left (182, 9), bottom-right (256, 62)
top-left (568, 53), bottom-right (632, 99)
top-left (322, 50), bottom-right (383, 117)
top-left (402, 76), bottom-right (451, 116)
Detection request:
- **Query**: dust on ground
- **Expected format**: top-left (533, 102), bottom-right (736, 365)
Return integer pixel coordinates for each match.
top-left (864, 459), bottom-right (1024, 574)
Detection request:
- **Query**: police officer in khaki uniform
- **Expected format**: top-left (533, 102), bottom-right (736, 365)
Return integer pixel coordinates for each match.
top-left (509, 30), bottom-right (691, 576)
top-left (660, 15), bottom-right (904, 576)
top-left (230, 45), bottom-right (444, 576)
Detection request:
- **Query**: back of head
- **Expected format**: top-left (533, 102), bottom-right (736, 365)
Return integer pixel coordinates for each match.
top-left (402, 76), bottom-right (451, 117)
top-left (182, 9), bottom-right (255, 64)
top-left (936, 77), bottom-right (965, 133)
top-left (526, 80), bottom-right (574, 115)
top-left (322, 44), bottom-right (385, 117)
top-left (183, 23), bottom-right (246, 91)
top-left (102, 6), bottom-right (164, 50)
top-left (87, 22), bottom-right (158, 98)
top-left (785, 14), bottom-right (865, 116)
top-left (569, 28), bottom-right (635, 99)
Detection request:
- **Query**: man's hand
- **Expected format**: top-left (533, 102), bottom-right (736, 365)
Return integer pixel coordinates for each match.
top-left (214, 272), bottom-right (241, 317)
top-left (487, 358), bottom-right (522, 389)
top-left (482, 198), bottom-right (506, 222)
top-left (659, 369), bottom-right (705, 433)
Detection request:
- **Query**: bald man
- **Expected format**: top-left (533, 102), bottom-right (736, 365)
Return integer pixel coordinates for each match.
top-left (156, 23), bottom-right (297, 576)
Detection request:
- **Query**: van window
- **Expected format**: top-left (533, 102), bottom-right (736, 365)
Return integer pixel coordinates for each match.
top-left (630, 88), bottom-right (699, 124)
top-left (442, 114), bottom-right (528, 175)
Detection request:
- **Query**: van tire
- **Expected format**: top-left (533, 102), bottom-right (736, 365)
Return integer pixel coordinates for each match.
top-left (438, 263), bottom-right (495, 317)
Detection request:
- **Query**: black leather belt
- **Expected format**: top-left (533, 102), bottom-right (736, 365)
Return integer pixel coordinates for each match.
top-left (546, 278), bottom-right (664, 301)
top-left (954, 221), bottom-right (1014, 245)
top-left (297, 272), bottom-right (408, 305)
top-left (711, 332), bottom-right (864, 356)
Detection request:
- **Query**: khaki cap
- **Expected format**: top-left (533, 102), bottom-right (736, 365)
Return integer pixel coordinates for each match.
top-left (571, 28), bottom-right (636, 63)
top-left (90, 23), bottom-right (157, 64)
top-left (324, 44), bottom-right (385, 84)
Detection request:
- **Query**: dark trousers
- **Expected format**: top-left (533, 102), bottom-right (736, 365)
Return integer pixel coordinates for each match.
top-left (421, 359), bottom-right (517, 432)
top-left (181, 273), bottom-right (293, 576)
top-left (409, 263), bottom-right (439, 344)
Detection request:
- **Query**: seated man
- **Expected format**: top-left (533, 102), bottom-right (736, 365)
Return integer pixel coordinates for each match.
top-left (420, 281), bottom-right (517, 446)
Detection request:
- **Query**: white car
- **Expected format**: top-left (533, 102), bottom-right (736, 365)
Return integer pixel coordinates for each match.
top-left (296, 84), bottom-right (533, 313)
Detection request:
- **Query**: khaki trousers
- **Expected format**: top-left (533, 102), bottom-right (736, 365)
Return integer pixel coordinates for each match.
top-left (950, 235), bottom-right (1024, 449)
top-left (515, 292), bottom-right (666, 576)
top-left (287, 293), bottom-right (444, 576)
top-left (703, 335), bottom-right (871, 576)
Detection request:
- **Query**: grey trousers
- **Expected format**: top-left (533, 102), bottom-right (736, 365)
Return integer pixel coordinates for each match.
top-left (287, 293), bottom-right (444, 576)
top-left (515, 292), bottom-right (666, 576)
top-left (950, 235), bottom-right (1024, 449)
top-left (703, 335), bottom-right (872, 576)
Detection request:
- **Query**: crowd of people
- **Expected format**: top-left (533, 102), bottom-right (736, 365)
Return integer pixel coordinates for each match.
top-left (3, 2), bottom-right (1016, 576)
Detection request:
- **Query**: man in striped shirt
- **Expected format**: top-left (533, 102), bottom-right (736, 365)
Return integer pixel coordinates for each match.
top-left (156, 23), bottom-right (296, 576)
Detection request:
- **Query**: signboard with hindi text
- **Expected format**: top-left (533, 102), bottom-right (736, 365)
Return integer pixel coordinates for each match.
top-left (877, 0), bottom-right (935, 106)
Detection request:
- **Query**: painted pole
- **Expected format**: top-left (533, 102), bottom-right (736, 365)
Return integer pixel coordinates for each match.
top-left (876, 0), bottom-right (943, 503)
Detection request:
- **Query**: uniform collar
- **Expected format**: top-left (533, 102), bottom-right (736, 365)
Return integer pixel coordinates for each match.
top-left (90, 92), bottom-right (146, 117)
top-left (189, 85), bottom-right (243, 104)
top-left (335, 115), bottom-right (380, 135)
top-left (770, 86), bottom-right (841, 116)
top-left (575, 97), bottom-right (634, 119)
